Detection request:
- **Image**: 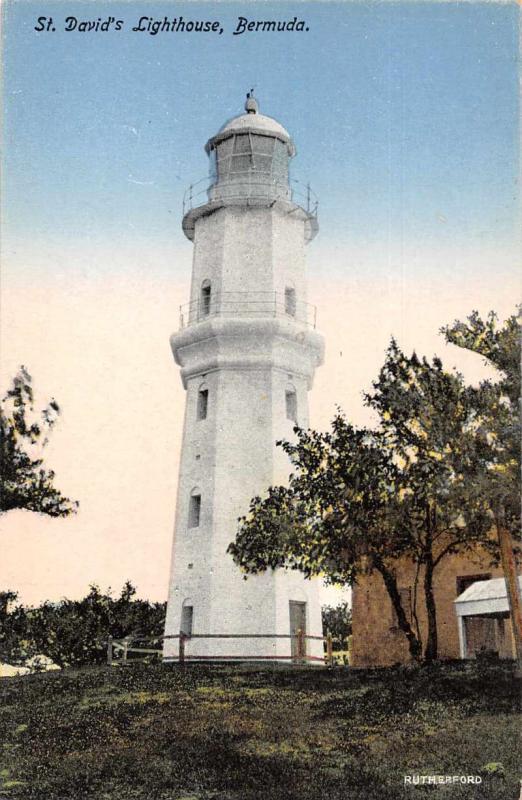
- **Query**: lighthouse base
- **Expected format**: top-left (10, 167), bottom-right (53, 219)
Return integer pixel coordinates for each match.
top-left (162, 569), bottom-right (324, 666)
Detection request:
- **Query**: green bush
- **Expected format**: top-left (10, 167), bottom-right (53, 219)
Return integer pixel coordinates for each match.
top-left (0, 583), bottom-right (165, 668)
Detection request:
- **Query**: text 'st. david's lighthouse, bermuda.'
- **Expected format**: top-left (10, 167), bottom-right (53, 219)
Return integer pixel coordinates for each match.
top-left (163, 94), bottom-right (325, 662)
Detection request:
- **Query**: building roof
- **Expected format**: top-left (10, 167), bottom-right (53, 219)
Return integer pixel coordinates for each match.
top-left (454, 576), bottom-right (522, 617)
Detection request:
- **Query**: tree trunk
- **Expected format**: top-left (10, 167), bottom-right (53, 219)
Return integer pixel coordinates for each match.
top-left (411, 561), bottom-right (422, 644)
top-left (495, 514), bottom-right (522, 677)
top-left (421, 502), bottom-right (438, 663)
top-left (423, 554), bottom-right (438, 662)
top-left (374, 559), bottom-right (422, 662)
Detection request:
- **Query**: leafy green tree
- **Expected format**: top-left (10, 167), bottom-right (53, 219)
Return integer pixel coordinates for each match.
top-left (229, 415), bottom-right (425, 661)
top-left (322, 602), bottom-right (352, 649)
top-left (229, 339), bottom-right (496, 663)
top-left (0, 366), bottom-right (78, 516)
top-left (0, 591), bottom-right (33, 664)
top-left (28, 582), bottom-right (166, 667)
top-left (365, 340), bottom-right (494, 661)
top-left (442, 310), bottom-right (520, 537)
top-left (0, 583), bottom-right (166, 668)
top-left (442, 310), bottom-right (521, 668)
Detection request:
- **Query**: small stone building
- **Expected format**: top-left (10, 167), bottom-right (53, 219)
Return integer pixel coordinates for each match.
top-left (351, 548), bottom-right (519, 667)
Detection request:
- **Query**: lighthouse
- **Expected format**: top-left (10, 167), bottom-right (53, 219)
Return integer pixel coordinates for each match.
top-left (163, 95), bottom-right (324, 662)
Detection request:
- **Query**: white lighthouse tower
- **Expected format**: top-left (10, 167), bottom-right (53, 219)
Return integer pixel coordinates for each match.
top-left (163, 94), bottom-right (325, 662)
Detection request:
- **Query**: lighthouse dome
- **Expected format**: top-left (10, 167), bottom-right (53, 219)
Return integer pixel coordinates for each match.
top-left (219, 113), bottom-right (291, 141)
top-left (205, 95), bottom-right (295, 156)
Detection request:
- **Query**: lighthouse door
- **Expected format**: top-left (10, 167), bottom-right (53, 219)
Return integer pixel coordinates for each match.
top-left (289, 601), bottom-right (307, 661)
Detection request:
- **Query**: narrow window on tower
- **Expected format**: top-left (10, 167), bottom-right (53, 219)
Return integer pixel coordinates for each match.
top-left (285, 286), bottom-right (296, 317)
top-left (181, 604), bottom-right (194, 637)
top-left (200, 280), bottom-right (211, 317)
top-left (197, 385), bottom-right (209, 420)
top-left (188, 491), bottom-right (201, 528)
top-left (286, 388), bottom-right (297, 423)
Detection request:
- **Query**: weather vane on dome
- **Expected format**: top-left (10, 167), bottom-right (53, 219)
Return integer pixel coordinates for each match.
top-left (245, 89), bottom-right (258, 114)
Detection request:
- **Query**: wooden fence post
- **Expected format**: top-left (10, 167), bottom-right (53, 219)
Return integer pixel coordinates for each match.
top-left (179, 634), bottom-right (185, 667)
top-left (122, 637), bottom-right (129, 665)
top-left (107, 635), bottom-right (113, 667)
top-left (326, 631), bottom-right (333, 667)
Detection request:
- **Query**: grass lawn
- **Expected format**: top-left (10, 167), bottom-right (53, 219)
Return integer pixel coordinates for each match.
top-left (0, 660), bottom-right (520, 799)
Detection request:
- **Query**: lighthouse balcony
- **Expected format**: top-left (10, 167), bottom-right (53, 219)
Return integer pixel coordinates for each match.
top-left (182, 176), bottom-right (319, 242)
top-left (179, 290), bottom-right (318, 330)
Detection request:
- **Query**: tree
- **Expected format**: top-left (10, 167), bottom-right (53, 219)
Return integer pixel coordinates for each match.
top-left (0, 366), bottom-right (78, 516)
top-left (229, 340), bottom-right (496, 663)
top-left (0, 582), bottom-right (167, 668)
top-left (229, 418), bottom-right (424, 661)
top-left (364, 341), bottom-right (494, 661)
top-left (442, 310), bottom-right (521, 670)
top-left (0, 591), bottom-right (31, 665)
top-left (442, 310), bottom-right (520, 534)
top-left (322, 602), bottom-right (352, 649)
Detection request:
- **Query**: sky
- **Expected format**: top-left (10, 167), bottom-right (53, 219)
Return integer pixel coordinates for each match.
top-left (1, 0), bottom-right (520, 606)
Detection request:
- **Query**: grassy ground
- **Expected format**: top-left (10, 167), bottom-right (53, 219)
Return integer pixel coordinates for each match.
top-left (0, 661), bottom-right (520, 800)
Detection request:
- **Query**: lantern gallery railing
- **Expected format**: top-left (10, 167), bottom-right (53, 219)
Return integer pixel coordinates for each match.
top-left (182, 175), bottom-right (319, 220)
top-left (178, 291), bottom-right (317, 329)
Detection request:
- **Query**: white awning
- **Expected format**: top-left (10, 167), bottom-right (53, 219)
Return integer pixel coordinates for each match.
top-left (454, 576), bottom-right (522, 617)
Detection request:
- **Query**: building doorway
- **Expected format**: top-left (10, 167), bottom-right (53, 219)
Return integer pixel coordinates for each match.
top-left (464, 616), bottom-right (497, 656)
top-left (289, 600), bottom-right (307, 661)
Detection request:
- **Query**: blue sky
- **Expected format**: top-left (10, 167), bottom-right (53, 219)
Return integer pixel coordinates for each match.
top-left (2, 1), bottom-right (519, 275)
top-left (1, 1), bottom-right (519, 604)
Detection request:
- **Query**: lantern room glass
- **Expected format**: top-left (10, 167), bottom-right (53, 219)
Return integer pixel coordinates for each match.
top-left (213, 133), bottom-right (289, 186)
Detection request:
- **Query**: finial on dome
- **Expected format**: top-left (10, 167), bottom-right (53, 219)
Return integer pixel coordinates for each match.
top-left (245, 90), bottom-right (258, 114)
